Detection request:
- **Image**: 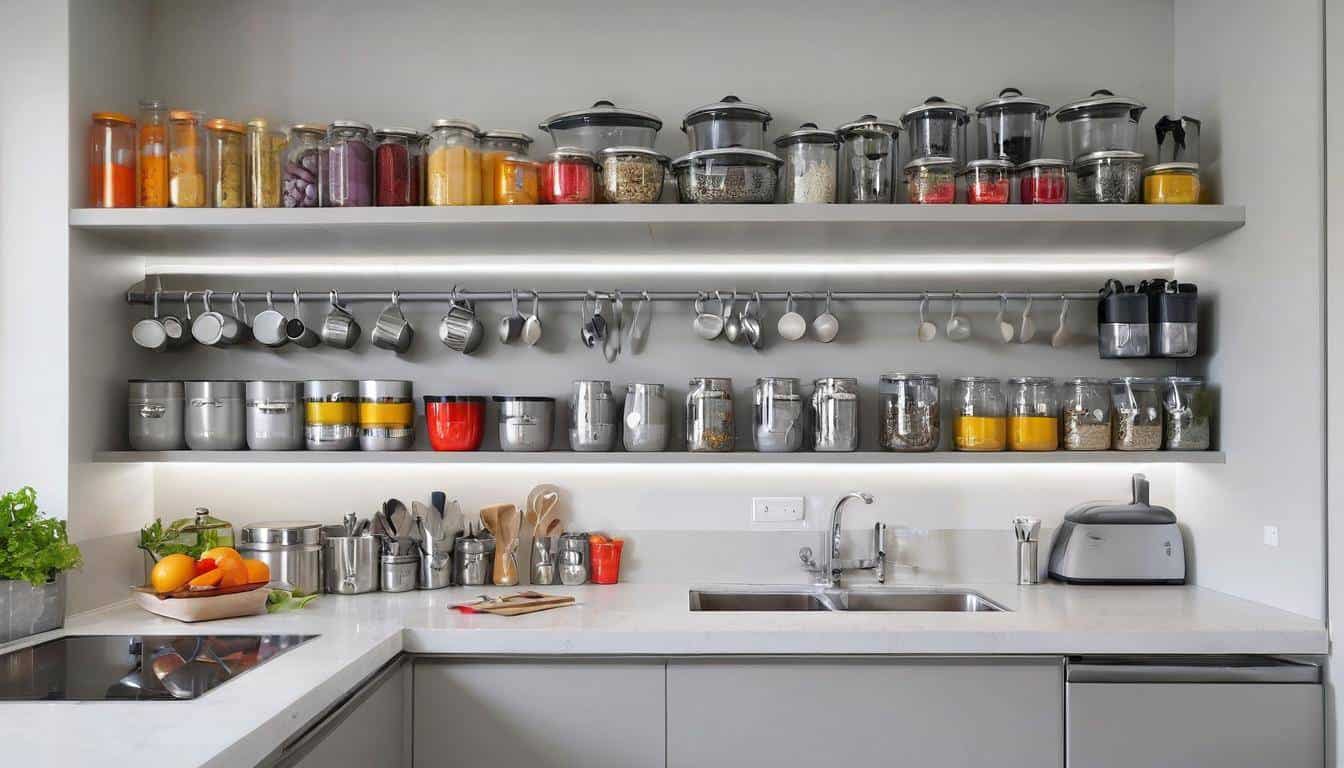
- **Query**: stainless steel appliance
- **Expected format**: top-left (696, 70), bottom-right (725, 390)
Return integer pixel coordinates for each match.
top-left (1047, 474), bottom-right (1186, 584)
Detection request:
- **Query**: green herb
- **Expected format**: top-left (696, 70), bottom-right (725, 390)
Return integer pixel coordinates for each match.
top-left (0, 486), bottom-right (82, 586)
top-left (266, 589), bottom-right (319, 613)
top-left (138, 519), bottom-right (221, 560)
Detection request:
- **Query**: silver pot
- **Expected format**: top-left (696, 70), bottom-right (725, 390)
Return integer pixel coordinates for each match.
top-left (811, 377), bottom-right (860, 452)
top-left (185, 380), bottom-right (246, 450)
top-left (246, 380), bottom-right (304, 451)
top-left (238, 521), bottom-right (323, 595)
top-left (128, 379), bottom-right (184, 451)
top-left (321, 526), bottom-right (379, 594)
top-left (304, 380), bottom-right (358, 451)
top-left (494, 396), bottom-right (555, 451)
top-left (569, 380), bottom-right (616, 452)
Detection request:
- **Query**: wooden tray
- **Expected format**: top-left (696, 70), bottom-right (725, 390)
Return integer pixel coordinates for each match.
top-left (131, 584), bottom-right (271, 623)
top-left (133, 581), bottom-right (270, 600)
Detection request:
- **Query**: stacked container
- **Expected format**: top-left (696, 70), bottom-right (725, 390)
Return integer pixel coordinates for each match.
top-left (184, 380), bottom-right (246, 450)
top-left (681, 95), bottom-right (771, 151)
top-left (304, 379), bottom-right (358, 451)
top-left (900, 97), bottom-right (969, 164)
top-left (973, 88), bottom-right (1049, 165)
top-left (245, 380), bottom-right (304, 450)
top-left (358, 380), bottom-right (414, 451)
top-left (539, 100), bottom-right (662, 153)
top-left (128, 380), bottom-right (184, 450)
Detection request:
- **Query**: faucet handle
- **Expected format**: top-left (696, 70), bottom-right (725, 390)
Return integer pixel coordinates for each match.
top-left (873, 523), bottom-right (887, 584)
top-left (799, 546), bottom-right (819, 571)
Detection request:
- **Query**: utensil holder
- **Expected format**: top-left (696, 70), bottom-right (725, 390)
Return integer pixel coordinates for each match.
top-left (418, 548), bottom-right (453, 590)
top-left (380, 553), bottom-right (418, 593)
top-left (530, 536), bottom-right (558, 586)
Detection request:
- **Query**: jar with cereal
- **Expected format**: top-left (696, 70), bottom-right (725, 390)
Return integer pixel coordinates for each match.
top-left (1110, 377), bottom-right (1163, 451)
top-left (1162, 376), bottom-right (1211, 450)
top-left (1060, 378), bottom-right (1111, 451)
top-left (597, 146), bottom-right (668, 204)
top-left (686, 377), bottom-right (735, 452)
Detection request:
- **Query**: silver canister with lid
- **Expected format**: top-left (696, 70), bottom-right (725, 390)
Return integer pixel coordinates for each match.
top-left (128, 380), bottom-right (184, 451)
top-left (877, 374), bottom-right (940, 452)
top-left (836, 115), bottom-right (900, 203)
top-left (623, 383), bottom-right (670, 452)
top-left (380, 553), bottom-right (418, 593)
top-left (320, 525), bottom-right (379, 594)
top-left (245, 380), bottom-right (304, 450)
top-left (454, 534), bottom-right (489, 586)
top-left (184, 380), bottom-right (246, 450)
top-left (238, 521), bottom-right (323, 595)
top-left (494, 396), bottom-right (555, 451)
top-left (773, 123), bottom-right (839, 203)
top-left (538, 100), bottom-right (662, 153)
top-left (686, 377), bottom-right (735, 452)
top-left (681, 95), bottom-right (772, 151)
top-left (752, 377), bottom-right (806, 452)
top-left (811, 377), bottom-right (860, 452)
top-left (569, 379), bottom-right (617, 452)
top-left (358, 379), bottom-right (414, 451)
top-left (304, 380), bottom-right (358, 451)
top-left (900, 97), bottom-right (970, 164)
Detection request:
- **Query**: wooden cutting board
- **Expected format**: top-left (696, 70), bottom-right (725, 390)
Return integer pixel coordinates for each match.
top-left (452, 592), bottom-right (576, 616)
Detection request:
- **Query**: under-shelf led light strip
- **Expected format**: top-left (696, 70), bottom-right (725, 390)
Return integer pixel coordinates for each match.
top-left (126, 288), bottom-right (1100, 305)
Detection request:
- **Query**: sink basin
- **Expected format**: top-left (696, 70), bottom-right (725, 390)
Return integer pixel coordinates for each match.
top-left (689, 587), bottom-right (1008, 613)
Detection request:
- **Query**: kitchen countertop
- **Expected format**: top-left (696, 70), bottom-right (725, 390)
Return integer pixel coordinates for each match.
top-left (0, 582), bottom-right (1326, 767)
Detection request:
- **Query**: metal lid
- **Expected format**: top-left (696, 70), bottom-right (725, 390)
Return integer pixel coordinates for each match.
top-left (1016, 158), bottom-right (1069, 170)
top-left (328, 120), bottom-right (373, 133)
top-left (287, 123), bottom-right (328, 137)
top-left (241, 521), bottom-right (323, 546)
top-left (93, 111), bottom-right (134, 124)
top-left (423, 395), bottom-right (488, 404)
top-left (547, 147), bottom-right (599, 165)
top-left (689, 377), bottom-right (733, 388)
top-left (1008, 376), bottom-right (1055, 385)
top-left (1054, 89), bottom-right (1146, 122)
top-left (430, 118), bottom-right (480, 134)
top-left (1163, 376), bottom-right (1205, 385)
top-left (1074, 150), bottom-right (1145, 168)
top-left (955, 376), bottom-right (1001, 384)
top-left (169, 110), bottom-right (204, 122)
top-left (974, 87), bottom-right (1049, 116)
top-left (128, 380), bottom-right (183, 399)
top-left (900, 97), bottom-right (969, 124)
top-left (626, 382), bottom-right (665, 393)
top-left (138, 98), bottom-right (165, 110)
top-left (903, 156), bottom-right (958, 171)
top-left (206, 118), bottom-right (245, 134)
top-left (598, 146), bottom-right (670, 163)
top-left (455, 537), bottom-right (486, 555)
top-left (959, 159), bottom-right (1014, 174)
top-left (184, 380), bottom-right (245, 398)
top-left (359, 379), bottom-right (413, 399)
top-left (245, 118), bottom-right (270, 130)
top-left (836, 114), bottom-right (901, 137)
top-left (813, 376), bottom-right (859, 390)
top-left (304, 379), bottom-right (359, 399)
top-left (773, 122), bottom-right (839, 147)
top-left (540, 100), bottom-right (663, 134)
top-left (682, 95), bottom-right (772, 129)
top-left (879, 373), bottom-right (939, 383)
top-left (373, 127), bottom-right (421, 139)
top-left (1064, 377), bottom-right (1110, 385)
top-left (492, 395), bottom-right (555, 403)
top-left (670, 147), bottom-right (783, 169)
top-left (480, 129), bottom-right (535, 145)
top-left (1110, 376), bottom-right (1160, 386)
top-left (1144, 161), bottom-right (1200, 174)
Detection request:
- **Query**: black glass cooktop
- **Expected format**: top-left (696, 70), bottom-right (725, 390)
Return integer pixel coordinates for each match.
top-left (0, 634), bottom-right (316, 701)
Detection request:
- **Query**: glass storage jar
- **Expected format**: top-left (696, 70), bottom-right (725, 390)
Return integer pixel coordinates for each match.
top-left (168, 110), bottom-right (206, 207)
top-left (1110, 377), bottom-right (1163, 451)
top-left (480, 130), bottom-right (533, 205)
top-left (1072, 150), bottom-right (1144, 203)
top-left (373, 127), bottom-right (423, 206)
top-left (959, 159), bottom-right (1012, 204)
top-left (137, 100), bottom-right (169, 208)
top-left (156, 506), bottom-right (236, 558)
top-left (901, 97), bottom-right (969, 163)
top-left (1143, 162), bottom-right (1201, 204)
top-left (1054, 89), bottom-right (1146, 162)
top-left (282, 123), bottom-right (324, 208)
top-left (686, 377), bottom-right (735, 452)
top-left (1060, 378), bottom-right (1112, 451)
top-left (953, 377), bottom-right (1006, 451)
top-left (425, 119), bottom-right (482, 206)
top-left (671, 148), bottom-right (781, 204)
top-left (811, 377), bottom-right (860, 452)
top-left (89, 111), bottom-right (136, 208)
top-left (624, 383), bottom-right (670, 452)
top-left (878, 374), bottom-right (940, 452)
top-left (1163, 376), bottom-right (1212, 451)
top-left (245, 119), bottom-right (284, 208)
top-left (974, 88), bottom-right (1049, 166)
top-left (905, 157), bottom-right (958, 204)
top-left (752, 377), bottom-right (806, 452)
top-left (323, 121), bottom-right (375, 207)
top-left (538, 100), bottom-right (662, 153)
top-left (495, 155), bottom-right (540, 205)
top-left (681, 95), bottom-right (772, 151)
top-left (569, 379), bottom-right (618, 452)
top-left (598, 147), bottom-right (667, 204)
top-left (204, 119), bottom-right (245, 208)
top-left (836, 115), bottom-right (900, 203)
top-left (542, 148), bottom-right (598, 204)
top-left (1007, 377), bottom-right (1058, 451)
top-left (774, 123), bottom-right (839, 203)
top-left (1017, 158), bottom-right (1068, 204)
top-left (304, 379), bottom-right (358, 451)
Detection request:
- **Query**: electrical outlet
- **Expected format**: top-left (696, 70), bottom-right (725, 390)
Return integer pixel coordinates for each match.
top-left (1263, 525), bottom-right (1279, 547)
top-left (752, 497), bottom-right (805, 528)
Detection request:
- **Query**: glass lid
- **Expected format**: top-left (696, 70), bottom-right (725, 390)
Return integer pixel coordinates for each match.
top-left (539, 100), bottom-right (663, 133)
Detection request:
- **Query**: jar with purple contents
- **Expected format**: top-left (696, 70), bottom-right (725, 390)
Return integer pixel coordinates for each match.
top-left (282, 123), bottom-right (324, 208)
top-left (321, 120), bottom-right (374, 207)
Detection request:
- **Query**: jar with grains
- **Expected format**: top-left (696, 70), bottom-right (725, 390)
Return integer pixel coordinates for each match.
top-left (542, 148), bottom-right (598, 204)
top-left (773, 123), bottom-right (839, 203)
top-left (205, 119), bottom-right (245, 208)
top-left (836, 115), bottom-right (900, 203)
top-left (137, 100), bottom-right (169, 207)
top-left (671, 148), bottom-right (781, 203)
top-left (1162, 376), bottom-right (1211, 450)
top-left (905, 157), bottom-right (958, 204)
top-left (598, 146), bottom-right (668, 204)
top-left (322, 121), bottom-right (375, 207)
top-left (1072, 150), bottom-right (1143, 203)
top-left (169, 110), bottom-right (206, 207)
top-left (89, 111), bottom-right (136, 208)
top-left (245, 119), bottom-right (285, 208)
top-left (1060, 378), bottom-right (1111, 451)
top-left (1144, 162), bottom-right (1201, 204)
top-left (686, 377), bottom-right (735, 452)
top-left (1017, 158), bottom-right (1068, 204)
top-left (953, 377), bottom-right (1005, 451)
top-left (878, 374), bottom-right (940, 452)
top-left (373, 127), bottom-right (422, 206)
top-left (1110, 377), bottom-right (1163, 451)
top-left (426, 119), bottom-right (482, 206)
top-left (282, 123), bottom-right (324, 208)
top-left (1007, 377), bottom-right (1058, 451)
top-left (480, 130), bottom-right (532, 205)
top-left (959, 159), bottom-right (1012, 204)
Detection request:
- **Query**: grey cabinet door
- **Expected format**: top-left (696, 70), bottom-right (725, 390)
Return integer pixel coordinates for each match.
top-left (666, 657), bottom-right (1063, 768)
top-left (281, 659), bottom-right (411, 768)
top-left (414, 658), bottom-right (666, 768)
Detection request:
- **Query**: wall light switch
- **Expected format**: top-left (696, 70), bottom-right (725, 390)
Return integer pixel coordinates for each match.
top-left (752, 497), bottom-right (805, 527)
top-left (1263, 525), bottom-right (1279, 547)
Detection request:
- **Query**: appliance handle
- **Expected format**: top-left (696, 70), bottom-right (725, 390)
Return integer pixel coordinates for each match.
top-left (1066, 656), bottom-right (1319, 684)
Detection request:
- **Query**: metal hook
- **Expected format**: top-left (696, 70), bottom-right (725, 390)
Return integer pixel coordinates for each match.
top-left (183, 291), bottom-right (193, 320)
top-left (202, 288), bottom-right (214, 313)
top-left (151, 289), bottom-right (160, 318)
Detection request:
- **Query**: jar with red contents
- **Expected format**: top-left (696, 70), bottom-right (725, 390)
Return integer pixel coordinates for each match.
top-left (959, 159), bottom-right (1012, 204)
top-left (541, 147), bottom-right (598, 204)
top-left (90, 111), bottom-right (137, 208)
top-left (373, 127), bottom-right (422, 206)
top-left (904, 156), bottom-right (957, 204)
top-left (1016, 158), bottom-right (1068, 204)
top-left (423, 395), bottom-right (487, 451)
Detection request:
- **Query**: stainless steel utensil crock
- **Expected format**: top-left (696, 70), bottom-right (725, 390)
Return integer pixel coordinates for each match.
top-left (239, 521), bottom-right (323, 595)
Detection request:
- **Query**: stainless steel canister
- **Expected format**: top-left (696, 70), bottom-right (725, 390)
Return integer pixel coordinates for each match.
top-left (320, 526), bottom-right (379, 594)
top-left (569, 379), bottom-right (617, 452)
top-left (128, 380), bottom-right (185, 450)
top-left (530, 536), bottom-right (558, 585)
top-left (811, 377), bottom-right (860, 452)
top-left (623, 383), bottom-right (670, 451)
top-left (358, 379), bottom-right (415, 451)
top-left (752, 377), bottom-right (806, 452)
top-left (558, 532), bottom-right (590, 585)
top-left (494, 396), bottom-right (555, 451)
top-left (380, 553), bottom-right (418, 592)
top-left (304, 379), bottom-right (358, 451)
top-left (686, 377), bottom-right (735, 452)
top-left (418, 550), bottom-right (452, 590)
top-left (184, 380), bottom-right (247, 450)
top-left (454, 536), bottom-right (489, 586)
top-left (245, 380), bottom-right (304, 450)
top-left (238, 521), bottom-right (323, 595)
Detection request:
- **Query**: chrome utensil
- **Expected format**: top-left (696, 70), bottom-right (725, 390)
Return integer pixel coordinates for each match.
top-left (995, 294), bottom-right (1014, 343)
top-left (320, 290), bottom-right (361, 349)
top-left (522, 290), bottom-right (543, 346)
top-left (743, 291), bottom-right (766, 350)
top-left (371, 290), bottom-right (414, 353)
top-left (498, 289), bottom-right (525, 344)
top-left (692, 291), bottom-right (725, 340)
top-left (812, 290), bottom-right (839, 343)
top-left (252, 290), bottom-right (289, 348)
top-left (1051, 296), bottom-right (1073, 348)
top-left (1019, 295), bottom-right (1036, 343)
top-left (916, 292), bottom-right (937, 342)
top-left (723, 291), bottom-right (742, 344)
top-left (285, 289), bottom-right (321, 348)
top-left (776, 291), bottom-right (806, 341)
top-left (628, 290), bottom-right (652, 354)
top-left (602, 292), bottom-right (623, 363)
top-left (946, 291), bottom-right (971, 342)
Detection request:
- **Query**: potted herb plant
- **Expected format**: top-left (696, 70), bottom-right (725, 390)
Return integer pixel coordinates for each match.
top-left (0, 486), bottom-right (82, 644)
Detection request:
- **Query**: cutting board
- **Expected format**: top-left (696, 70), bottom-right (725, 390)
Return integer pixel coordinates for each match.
top-left (452, 592), bottom-right (576, 616)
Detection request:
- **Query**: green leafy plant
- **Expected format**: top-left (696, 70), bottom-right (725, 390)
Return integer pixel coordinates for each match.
top-left (138, 518), bottom-right (221, 560)
top-left (266, 589), bottom-right (319, 613)
top-left (0, 486), bottom-right (82, 586)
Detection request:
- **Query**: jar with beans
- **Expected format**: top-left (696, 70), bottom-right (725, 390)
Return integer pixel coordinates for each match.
top-left (245, 119), bottom-right (285, 208)
top-left (878, 374), bottom-right (940, 452)
top-left (1110, 377), bottom-right (1163, 451)
top-left (953, 377), bottom-right (1005, 451)
top-left (1007, 377), bottom-right (1057, 451)
top-left (1060, 378), bottom-right (1111, 451)
top-left (1162, 376), bottom-right (1211, 450)
top-left (686, 377), bottom-right (735, 452)
top-left (426, 119), bottom-right (482, 206)
top-left (598, 147), bottom-right (668, 204)
top-left (959, 159), bottom-right (1012, 204)
top-left (373, 127), bottom-right (423, 206)
top-left (1017, 158), bottom-right (1068, 204)
top-left (542, 148), bottom-right (598, 204)
top-left (323, 121), bottom-right (375, 207)
top-left (282, 123), bottom-right (324, 208)
top-left (168, 110), bottom-right (206, 208)
top-left (480, 130), bottom-right (533, 205)
top-left (905, 157), bottom-right (958, 204)
top-left (205, 119), bottom-right (245, 208)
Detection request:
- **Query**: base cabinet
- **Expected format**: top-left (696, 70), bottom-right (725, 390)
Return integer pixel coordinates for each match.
top-left (275, 658), bottom-right (410, 768)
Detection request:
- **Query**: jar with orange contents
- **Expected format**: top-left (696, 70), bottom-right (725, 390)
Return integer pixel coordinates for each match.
top-left (168, 110), bottom-right (206, 208)
top-left (953, 377), bottom-right (1005, 451)
top-left (358, 380), bottom-right (414, 451)
top-left (89, 111), bottom-right (136, 208)
top-left (137, 100), bottom-right (169, 207)
top-left (480, 129), bottom-right (533, 205)
top-left (1007, 377), bottom-right (1058, 451)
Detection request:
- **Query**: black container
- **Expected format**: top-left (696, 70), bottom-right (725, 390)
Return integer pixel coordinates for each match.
top-left (1097, 280), bottom-right (1150, 359)
top-left (1145, 280), bottom-right (1199, 358)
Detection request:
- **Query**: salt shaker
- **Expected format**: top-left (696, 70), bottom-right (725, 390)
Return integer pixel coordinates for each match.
top-left (1013, 517), bottom-right (1042, 585)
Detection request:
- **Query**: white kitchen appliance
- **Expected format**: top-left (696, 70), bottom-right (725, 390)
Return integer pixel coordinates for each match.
top-left (1047, 474), bottom-right (1186, 584)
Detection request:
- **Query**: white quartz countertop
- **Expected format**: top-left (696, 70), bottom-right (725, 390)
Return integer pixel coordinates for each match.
top-left (0, 582), bottom-right (1326, 767)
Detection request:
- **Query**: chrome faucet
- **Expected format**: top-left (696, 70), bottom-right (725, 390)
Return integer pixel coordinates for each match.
top-left (799, 492), bottom-right (886, 588)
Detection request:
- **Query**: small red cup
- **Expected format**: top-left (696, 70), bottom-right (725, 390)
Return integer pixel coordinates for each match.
top-left (590, 538), bottom-right (625, 585)
top-left (424, 396), bottom-right (487, 451)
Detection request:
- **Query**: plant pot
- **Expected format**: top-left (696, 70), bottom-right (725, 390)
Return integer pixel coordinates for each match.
top-left (0, 574), bottom-right (66, 644)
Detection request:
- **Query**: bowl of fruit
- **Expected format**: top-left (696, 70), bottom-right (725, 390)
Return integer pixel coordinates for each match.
top-left (133, 547), bottom-right (273, 622)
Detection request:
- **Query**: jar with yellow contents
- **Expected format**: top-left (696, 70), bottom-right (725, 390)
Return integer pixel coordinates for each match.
top-left (205, 118), bottom-right (245, 208)
top-left (304, 380), bottom-right (358, 451)
top-left (480, 129), bottom-right (533, 205)
top-left (426, 119), bottom-right (482, 206)
top-left (1007, 377), bottom-right (1058, 451)
top-left (168, 110), bottom-right (206, 207)
top-left (359, 380), bottom-right (415, 451)
top-left (245, 118), bottom-right (285, 207)
top-left (1143, 162), bottom-right (1200, 204)
top-left (953, 377), bottom-right (1005, 451)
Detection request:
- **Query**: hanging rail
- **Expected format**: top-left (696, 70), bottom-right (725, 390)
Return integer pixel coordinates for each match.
top-left (126, 288), bottom-right (1100, 305)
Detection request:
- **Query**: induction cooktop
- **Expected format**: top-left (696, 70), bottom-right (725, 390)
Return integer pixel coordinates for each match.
top-left (0, 634), bottom-right (316, 701)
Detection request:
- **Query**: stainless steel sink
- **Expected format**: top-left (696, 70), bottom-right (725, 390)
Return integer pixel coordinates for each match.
top-left (689, 587), bottom-right (1008, 613)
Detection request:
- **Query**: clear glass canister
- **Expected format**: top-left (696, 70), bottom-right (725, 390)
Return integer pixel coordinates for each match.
top-left (1144, 162), bottom-right (1201, 204)
top-left (1055, 89), bottom-right (1146, 162)
top-left (245, 118), bottom-right (285, 208)
top-left (168, 110), bottom-right (206, 208)
top-left (836, 115), bottom-right (900, 203)
top-left (686, 377), bottom-right (735, 452)
top-left (373, 127), bottom-right (423, 206)
top-left (282, 123), bottom-right (324, 208)
top-left (1017, 158), bottom-right (1069, 204)
top-left (959, 159), bottom-right (1012, 204)
top-left (671, 148), bottom-right (781, 204)
top-left (304, 379), bottom-right (358, 451)
top-left (205, 119), bottom-right (245, 208)
top-left (157, 507), bottom-right (236, 559)
top-left (426, 119), bottom-right (482, 206)
top-left (811, 377), bottom-right (860, 452)
top-left (752, 377), bottom-right (806, 452)
top-left (624, 383), bottom-right (670, 452)
top-left (598, 146), bottom-right (668, 204)
top-left (953, 377), bottom-right (1005, 451)
top-left (905, 157), bottom-right (958, 204)
top-left (542, 148), bottom-right (598, 204)
top-left (137, 100), bottom-right (169, 208)
top-left (323, 121), bottom-right (375, 207)
top-left (1072, 150), bottom-right (1144, 203)
top-left (90, 111), bottom-right (136, 208)
top-left (774, 123), bottom-right (839, 203)
top-left (900, 97), bottom-right (969, 163)
top-left (974, 88), bottom-right (1049, 165)
top-left (1110, 377), bottom-right (1163, 451)
top-left (1007, 377), bottom-right (1058, 451)
top-left (480, 129), bottom-right (532, 205)
top-left (878, 374), bottom-right (940, 452)
top-left (1060, 378), bottom-right (1112, 451)
top-left (1163, 376), bottom-right (1212, 450)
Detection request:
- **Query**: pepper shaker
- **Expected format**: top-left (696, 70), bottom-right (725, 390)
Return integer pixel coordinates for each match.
top-left (1013, 516), bottom-right (1042, 585)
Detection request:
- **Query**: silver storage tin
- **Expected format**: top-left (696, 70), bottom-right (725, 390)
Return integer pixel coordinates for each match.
top-left (878, 373), bottom-right (941, 452)
top-left (568, 379), bottom-right (617, 452)
top-left (454, 536), bottom-right (489, 586)
top-left (530, 536), bottom-right (558, 585)
top-left (623, 382), bottom-right (670, 452)
top-left (304, 379), bottom-right (358, 451)
top-left (752, 377), bottom-right (806, 452)
top-left (358, 379), bottom-right (414, 451)
top-left (812, 377), bottom-right (861, 452)
top-left (0, 574), bottom-right (65, 645)
top-left (238, 521), bottom-right (323, 596)
top-left (245, 380), bottom-right (304, 450)
top-left (320, 526), bottom-right (379, 594)
top-left (128, 379), bottom-right (185, 451)
top-left (558, 532), bottom-right (590, 585)
top-left (494, 396), bottom-right (555, 451)
top-left (686, 377), bottom-right (735, 452)
top-left (184, 380), bottom-right (246, 450)
top-left (837, 115), bottom-right (900, 204)
top-left (380, 553), bottom-right (418, 593)
top-left (418, 550), bottom-right (452, 590)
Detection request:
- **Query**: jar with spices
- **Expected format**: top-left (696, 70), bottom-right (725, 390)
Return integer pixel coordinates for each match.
top-left (878, 374), bottom-right (940, 452)
top-left (137, 100), bottom-right (169, 208)
top-left (973, 88), bottom-right (1049, 166)
top-left (90, 111), bottom-right (136, 208)
top-left (426, 119), bottom-right (482, 206)
top-left (686, 377), bottom-right (735, 452)
top-left (1072, 150), bottom-right (1143, 204)
top-left (245, 119), bottom-right (284, 208)
top-left (1110, 377), bottom-right (1163, 451)
top-left (168, 110), bottom-right (206, 207)
top-left (598, 147), bottom-right (668, 204)
top-left (304, 379), bottom-right (358, 451)
top-left (959, 159), bottom-right (1012, 204)
top-left (900, 97), bottom-right (969, 163)
top-left (358, 379), bottom-right (414, 451)
top-left (1143, 162), bottom-right (1201, 204)
top-left (323, 121), bottom-right (375, 207)
top-left (205, 119), bottom-right (245, 208)
top-left (373, 127), bottom-right (423, 206)
top-left (1060, 378), bottom-right (1111, 451)
top-left (1017, 159), bottom-right (1068, 204)
top-left (836, 115), bottom-right (900, 204)
top-left (953, 377), bottom-right (1006, 452)
top-left (773, 123), bottom-right (839, 203)
top-left (542, 148), bottom-right (598, 204)
top-left (905, 157), bottom-right (958, 204)
top-left (752, 377), bottom-right (805, 453)
top-left (282, 123), bottom-right (324, 208)
top-left (1162, 376), bottom-right (1211, 451)
top-left (480, 129), bottom-right (532, 205)
top-left (1007, 377), bottom-right (1058, 451)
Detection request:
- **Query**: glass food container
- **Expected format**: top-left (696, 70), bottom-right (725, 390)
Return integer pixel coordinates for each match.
top-left (1017, 158), bottom-right (1069, 204)
top-left (425, 119), bottom-right (481, 206)
top-left (480, 129), bottom-right (533, 205)
top-left (1054, 89), bottom-right (1147, 162)
top-left (836, 115), bottom-right (900, 203)
top-left (774, 123), bottom-right (839, 203)
top-left (752, 377), bottom-right (806, 452)
top-left (151, 507), bottom-right (235, 561)
top-left (245, 380), bottom-right (304, 451)
top-left (137, 100), bottom-right (169, 208)
top-left (359, 379), bottom-right (414, 451)
top-left (959, 159), bottom-right (1012, 204)
top-left (1060, 378), bottom-right (1112, 451)
top-left (373, 127), bottom-right (423, 206)
top-left (569, 380), bottom-right (617, 452)
top-left (878, 373), bottom-right (940, 452)
top-left (128, 379), bottom-right (185, 451)
top-left (495, 155), bottom-right (540, 205)
top-left (598, 147), bottom-right (668, 204)
top-left (1007, 377), bottom-right (1058, 451)
top-left (204, 119), bottom-right (245, 208)
top-left (89, 111), bottom-right (137, 208)
top-left (682, 95), bottom-right (772, 151)
top-left (1072, 150), bottom-right (1144, 204)
top-left (1143, 162), bottom-right (1201, 204)
top-left (1163, 376), bottom-right (1212, 451)
top-left (672, 148), bottom-right (781, 204)
top-left (282, 123), bottom-right (324, 208)
top-left (304, 379), bottom-right (358, 451)
top-left (168, 110), bottom-right (206, 208)
top-left (953, 377), bottom-right (1006, 452)
top-left (538, 100), bottom-right (662, 153)
top-left (686, 377), bottom-right (735, 452)
top-left (811, 377), bottom-right (860, 452)
top-left (900, 97), bottom-right (969, 163)
top-left (541, 148), bottom-right (598, 204)
top-left (245, 119), bottom-right (284, 208)
top-left (905, 157), bottom-right (958, 204)
top-left (1110, 377), bottom-right (1164, 451)
top-left (974, 88), bottom-right (1049, 166)
top-left (323, 121), bottom-right (375, 207)
top-left (624, 383), bottom-right (670, 452)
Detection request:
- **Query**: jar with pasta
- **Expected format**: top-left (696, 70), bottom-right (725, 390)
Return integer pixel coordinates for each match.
top-left (426, 119), bottom-right (482, 206)
top-left (245, 118), bottom-right (284, 207)
top-left (373, 127), bottom-right (423, 206)
top-left (1060, 378), bottom-right (1111, 451)
top-left (322, 121), bottom-right (375, 207)
top-left (137, 100), bottom-right (168, 207)
top-left (89, 111), bottom-right (136, 208)
top-left (1007, 377), bottom-right (1057, 451)
top-left (204, 119), bottom-right (245, 208)
top-left (1110, 377), bottom-right (1163, 451)
top-left (1162, 376), bottom-right (1211, 450)
top-left (282, 123), bottom-right (324, 208)
top-left (480, 129), bottom-right (532, 205)
top-left (168, 110), bottom-right (206, 207)
top-left (953, 377), bottom-right (1005, 451)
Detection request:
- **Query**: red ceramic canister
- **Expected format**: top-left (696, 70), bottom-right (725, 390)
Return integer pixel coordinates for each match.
top-left (424, 396), bottom-right (487, 451)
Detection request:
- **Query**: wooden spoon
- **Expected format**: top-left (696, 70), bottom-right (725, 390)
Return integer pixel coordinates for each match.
top-left (491, 504), bottom-right (521, 586)
top-left (479, 504), bottom-right (501, 537)
top-left (542, 517), bottom-right (562, 539)
top-left (533, 491), bottom-right (560, 537)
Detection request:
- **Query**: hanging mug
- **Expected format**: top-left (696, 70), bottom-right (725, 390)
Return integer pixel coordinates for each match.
top-left (252, 290), bottom-right (289, 348)
top-left (371, 290), bottom-right (414, 353)
top-left (320, 290), bottom-right (361, 349)
top-left (131, 290), bottom-right (169, 351)
top-left (439, 295), bottom-right (483, 354)
top-left (285, 290), bottom-right (321, 348)
top-left (191, 289), bottom-right (242, 347)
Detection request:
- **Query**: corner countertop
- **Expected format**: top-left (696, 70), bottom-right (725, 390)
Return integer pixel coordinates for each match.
top-left (0, 582), bottom-right (1326, 767)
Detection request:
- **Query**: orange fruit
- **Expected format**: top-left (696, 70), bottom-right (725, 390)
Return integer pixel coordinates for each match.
top-left (200, 546), bottom-right (241, 563)
top-left (217, 556), bottom-right (249, 588)
top-left (242, 559), bottom-right (270, 584)
top-left (150, 554), bottom-right (197, 593)
top-left (187, 568), bottom-right (224, 590)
